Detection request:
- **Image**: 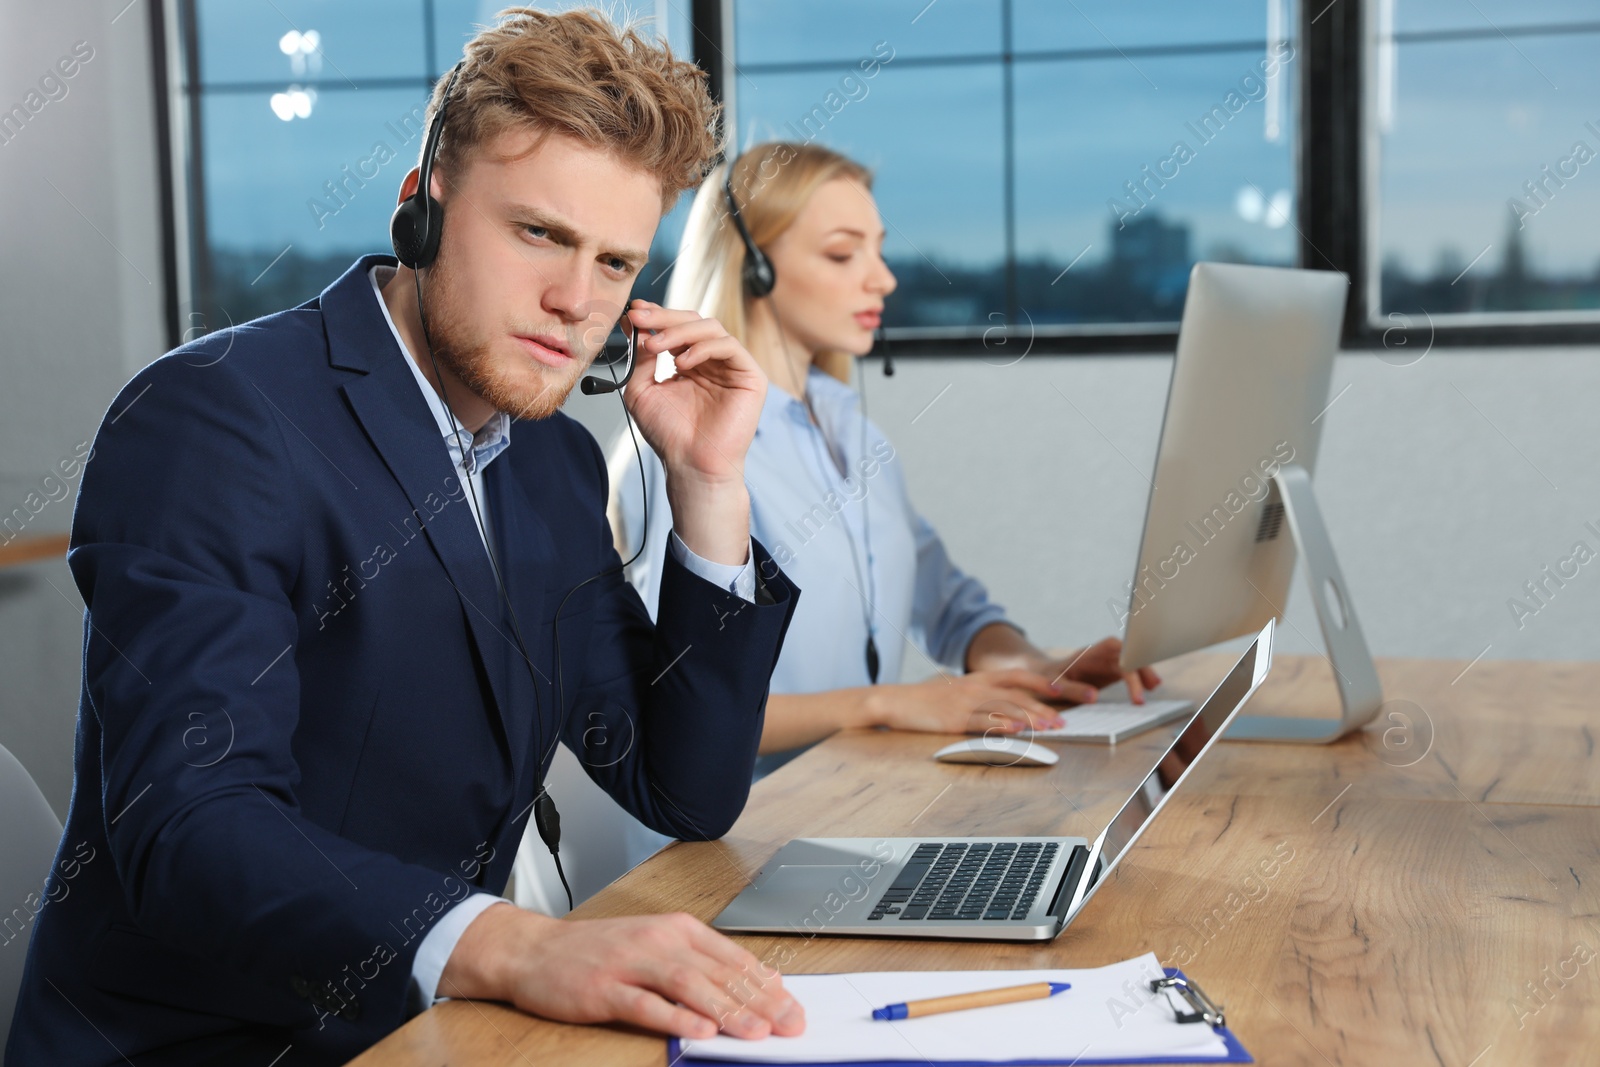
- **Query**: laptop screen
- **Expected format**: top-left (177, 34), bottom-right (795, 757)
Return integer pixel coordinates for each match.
top-left (1061, 620), bottom-right (1274, 922)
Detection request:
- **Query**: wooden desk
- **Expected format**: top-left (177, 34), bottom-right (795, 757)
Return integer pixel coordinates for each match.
top-left (0, 533), bottom-right (69, 569)
top-left (351, 654), bottom-right (1600, 1065)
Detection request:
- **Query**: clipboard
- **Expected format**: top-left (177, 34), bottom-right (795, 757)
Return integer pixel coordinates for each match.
top-left (667, 967), bottom-right (1252, 1066)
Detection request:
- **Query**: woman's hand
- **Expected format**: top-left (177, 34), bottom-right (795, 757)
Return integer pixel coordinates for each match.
top-left (1037, 636), bottom-right (1161, 703)
top-left (966, 626), bottom-right (1160, 704)
top-left (863, 669), bottom-right (1091, 735)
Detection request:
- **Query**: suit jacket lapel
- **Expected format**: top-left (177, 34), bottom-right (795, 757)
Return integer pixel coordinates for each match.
top-left (321, 255), bottom-right (521, 777)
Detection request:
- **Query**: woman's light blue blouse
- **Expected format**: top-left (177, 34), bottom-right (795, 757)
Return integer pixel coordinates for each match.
top-left (613, 366), bottom-right (1011, 712)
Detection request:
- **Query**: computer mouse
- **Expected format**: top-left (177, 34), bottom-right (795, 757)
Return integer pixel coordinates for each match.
top-left (933, 736), bottom-right (1059, 767)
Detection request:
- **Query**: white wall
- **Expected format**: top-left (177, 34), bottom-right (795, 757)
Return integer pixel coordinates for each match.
top-left (875, 346), bottom-right (1600, 665)
top-left (567, 342), bottom-right (1600, 673)
top-left (3, 0), bottom-right (1597, 819)
top-left (0, 0), bottom-right (165, 815)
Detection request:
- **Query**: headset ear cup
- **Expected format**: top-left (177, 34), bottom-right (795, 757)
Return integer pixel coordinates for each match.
top-left (390, 194), bottom-right (441, 269)
top-left (743, 248), bottom-right (776, 298)
top-left (724, 172), bottom-right (776, 298)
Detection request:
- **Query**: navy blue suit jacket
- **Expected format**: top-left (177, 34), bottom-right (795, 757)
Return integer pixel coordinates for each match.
top-left (6, 254), bottom-right (797, 1066)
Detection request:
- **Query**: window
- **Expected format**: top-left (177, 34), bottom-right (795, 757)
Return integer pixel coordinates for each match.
top-left (166, 0), bottom-right (1600, 349)
top-left (174, 0), bottom-right (690, 332)
top-left (729, 0), bottom-right (1299, 338)
top-left (1370, 0), bottom-right (1600, 325)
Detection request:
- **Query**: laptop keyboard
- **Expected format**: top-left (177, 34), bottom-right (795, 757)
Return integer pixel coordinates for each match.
top-left (866, 841), bottom-right (1072, 922)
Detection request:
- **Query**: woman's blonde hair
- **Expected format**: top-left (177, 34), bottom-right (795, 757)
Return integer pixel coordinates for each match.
top-left (665, 142), bottom-right (873, 383)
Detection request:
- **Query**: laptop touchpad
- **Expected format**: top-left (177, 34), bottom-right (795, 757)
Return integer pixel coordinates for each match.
top-left (756, 865), bottom-right (874, 907)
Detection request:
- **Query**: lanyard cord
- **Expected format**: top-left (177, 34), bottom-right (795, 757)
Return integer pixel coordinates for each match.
top-left (766, 302), bottom-right (881, 683)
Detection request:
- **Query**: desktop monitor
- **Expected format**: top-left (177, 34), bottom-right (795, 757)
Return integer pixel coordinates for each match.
top-left (1117, 262), bottom-right (1380, 742)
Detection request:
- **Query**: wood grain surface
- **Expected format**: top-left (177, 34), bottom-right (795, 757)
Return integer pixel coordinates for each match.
top-left (349, 653), bottom-right (1600, 1065)
top-left (0, 533), bottom-right (68, 569)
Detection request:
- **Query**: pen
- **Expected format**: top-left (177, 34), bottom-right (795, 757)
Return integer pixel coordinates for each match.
top-left (871, 980), bottom-right (1071, 1021)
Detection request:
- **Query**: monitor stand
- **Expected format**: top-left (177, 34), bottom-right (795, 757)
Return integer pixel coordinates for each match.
top-left (1224, 464), bottom-right (1383, 743)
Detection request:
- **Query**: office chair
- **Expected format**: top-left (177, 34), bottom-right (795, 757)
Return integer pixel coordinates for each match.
top-left (0, 742), bottom-right (63, 1053)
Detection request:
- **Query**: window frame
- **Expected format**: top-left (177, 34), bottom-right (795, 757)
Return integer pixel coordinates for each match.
top-left (152, 1), bottom-right (1600, 353)
top-left (1345, 3), bottom-right (1600, 349)
top-left (700, 0), bottom-right (1600, 354)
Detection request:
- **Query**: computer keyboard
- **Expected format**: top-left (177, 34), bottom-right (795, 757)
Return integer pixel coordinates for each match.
top-left (867, 841), bottom-right (1081, 922)
top-left (1027, 699), bottom-right (1194, 744)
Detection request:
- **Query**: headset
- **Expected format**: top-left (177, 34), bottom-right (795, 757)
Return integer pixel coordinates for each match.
top-left (721, 167), bottom-right (894, 377)
top-left (578, 334), bottom-right (635, 395)
top-left (722, 171), bottom-right (777, 299)
top-left (390, 64), bottom-right (458, 272)
top-left (391, 61), bottom-right (651, 910)
top-left (722, 159), bottom-right (889, 684)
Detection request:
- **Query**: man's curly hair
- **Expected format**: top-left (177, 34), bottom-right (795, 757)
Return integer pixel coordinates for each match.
top-left (423, 7), bottom-right (721, 213)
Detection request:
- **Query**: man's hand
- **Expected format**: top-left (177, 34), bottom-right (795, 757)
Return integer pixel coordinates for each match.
top-left (620, 300), bottom-right (767, 567)
top-left (439, 903), bottom-right (805, 1040)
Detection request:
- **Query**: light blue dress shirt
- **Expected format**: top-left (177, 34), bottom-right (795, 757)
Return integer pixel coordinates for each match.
top-left (368, 265), bottom-right (755, 1014)
top-left (613, 365), bottom-right (1013, 773)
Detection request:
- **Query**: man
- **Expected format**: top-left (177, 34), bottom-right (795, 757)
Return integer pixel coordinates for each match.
top-left (7, 9), bottom-right (804, 1065)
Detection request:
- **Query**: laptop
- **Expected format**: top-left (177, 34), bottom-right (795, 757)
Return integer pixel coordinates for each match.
top-left (713, 620), bottom-right (1273, 941)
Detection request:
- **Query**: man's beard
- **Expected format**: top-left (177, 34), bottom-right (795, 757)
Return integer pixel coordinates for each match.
top-left (418, 253), bottom-right (593, 421)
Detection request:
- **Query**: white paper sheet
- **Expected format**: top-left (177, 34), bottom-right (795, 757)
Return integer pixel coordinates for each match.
top-left (680, 953), bottom-right (1232, 1064)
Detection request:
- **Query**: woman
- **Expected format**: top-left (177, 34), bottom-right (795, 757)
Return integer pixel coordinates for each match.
top-left (508, 142), bottom-right (1164, 912)
top-left (610, 142), bottom-right (1161, 771)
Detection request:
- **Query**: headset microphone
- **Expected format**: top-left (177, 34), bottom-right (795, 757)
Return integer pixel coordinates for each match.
top-left (878, 325), bottom-right (894, 377)
top-left (579, 324), bottom-right (636, 395)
